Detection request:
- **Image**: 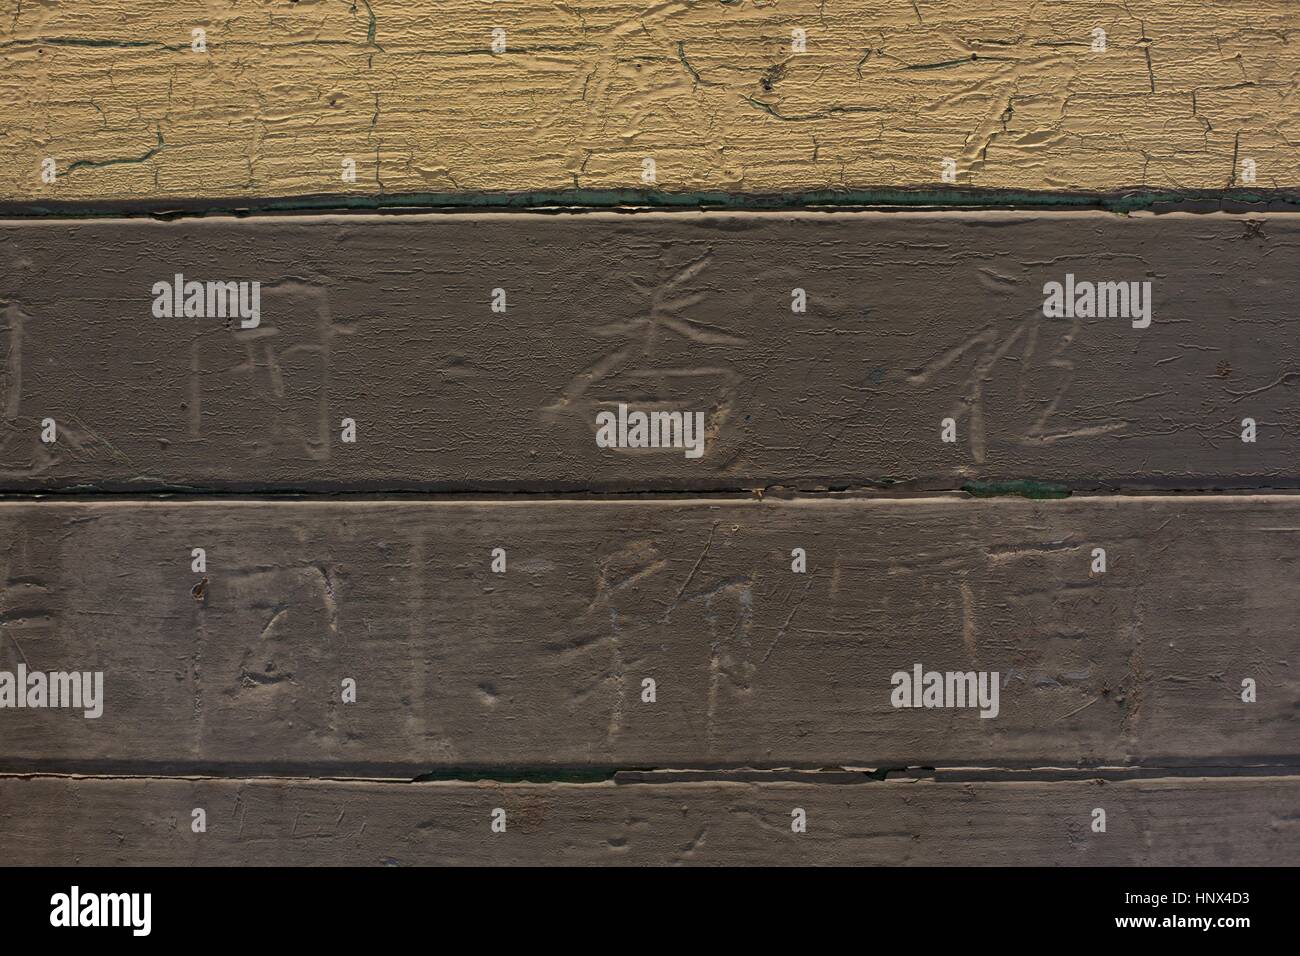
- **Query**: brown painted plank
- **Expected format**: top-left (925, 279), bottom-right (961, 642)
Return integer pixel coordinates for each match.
top-left (2, 211), bottom-right (1299, 491)
top-left (2, 1), bottom-right (1298, 201)
top-left (0, 496), bottom-right (1292, 773)
top-left (2, 775), bottom-right (1293, 866)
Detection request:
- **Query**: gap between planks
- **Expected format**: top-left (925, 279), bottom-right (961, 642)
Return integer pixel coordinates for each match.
top-left (5, 766), bottom-right (1300, 785)
top-left (7, 490), bottom-right (1300, 503)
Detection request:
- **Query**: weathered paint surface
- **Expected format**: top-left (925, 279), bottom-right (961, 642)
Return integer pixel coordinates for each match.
top-left (2, 1), bottom-right (1298, 202)
top-left (0, 496), bottom-right (1292, 773)
top-left (3, 776), bottom-right (1293, 865)
top-left (6, 2), bottom-right (1299, 866)
top-left (1, 211), bottom-right (1298, 491)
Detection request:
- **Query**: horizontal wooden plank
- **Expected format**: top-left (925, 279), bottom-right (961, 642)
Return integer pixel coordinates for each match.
top-left (2, 1), bottom-right (1298, 201)
top-left (3, 775), bottom-right (1293, 865)
top-left (0, 496), bottom-right (1293, 773)
top-left (2, 212), bottom-right (1300, 490)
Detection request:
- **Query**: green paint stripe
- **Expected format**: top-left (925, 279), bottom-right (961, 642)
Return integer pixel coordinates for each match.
top-left (962, 480), bottom-right (1072, 500)
top-left (411, 767), bottom-right (625, 784)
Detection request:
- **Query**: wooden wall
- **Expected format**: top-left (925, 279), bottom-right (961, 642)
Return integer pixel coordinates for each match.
top-left (1, 1), bottom-right (1297, 867)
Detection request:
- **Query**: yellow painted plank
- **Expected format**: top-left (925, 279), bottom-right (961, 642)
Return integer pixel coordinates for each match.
top-left (2, 0), bottom-right (1296, 202)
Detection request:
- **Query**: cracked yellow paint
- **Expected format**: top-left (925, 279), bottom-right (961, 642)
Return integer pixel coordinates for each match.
top-left (1, 0), bottom-right (1297, 201)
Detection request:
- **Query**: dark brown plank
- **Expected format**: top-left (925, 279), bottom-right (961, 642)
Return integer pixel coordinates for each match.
top-left (0, 496), bottom-right (1292, 773)
top-left (3, 775), bottom-right (1293, 866)
top-left (2, 212), bottom-right (1299, 491)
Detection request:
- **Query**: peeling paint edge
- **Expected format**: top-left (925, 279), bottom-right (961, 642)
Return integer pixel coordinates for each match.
top-left (961, 480), bottom-right (1072, 500)
top-left (2, 186), bottom-right (1299, 220)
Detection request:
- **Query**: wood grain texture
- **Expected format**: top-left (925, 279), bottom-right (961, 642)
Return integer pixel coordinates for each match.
top-left (0, 496), bottom-right (1292, 774)
top-left (2, 211), bottom-right (1299, 491)
top-left (2, 1), bottom-right (1298, 202)
top-left (3, 775), bottom-right (1293, 866)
